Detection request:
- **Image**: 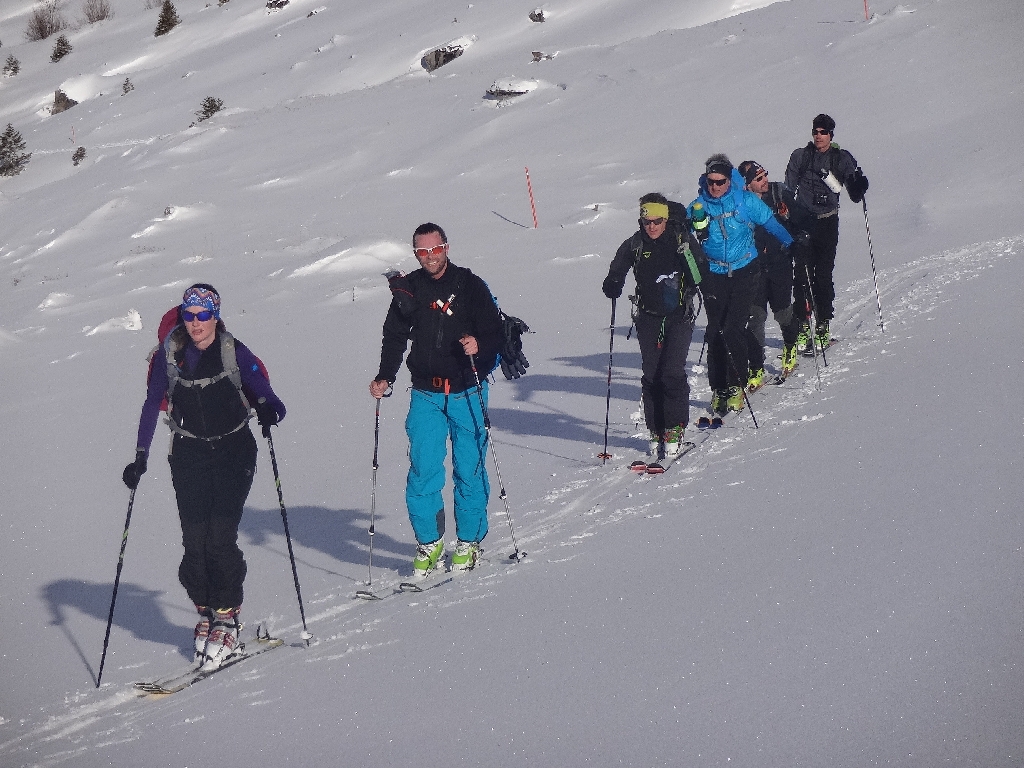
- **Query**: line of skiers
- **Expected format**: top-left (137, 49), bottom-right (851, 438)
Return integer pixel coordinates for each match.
top-left (121, 114), bottom-right (866, 667)
top-left (602, 113), bottom-right (868, 458)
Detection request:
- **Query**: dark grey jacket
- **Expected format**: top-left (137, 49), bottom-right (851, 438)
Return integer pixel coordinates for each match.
top-left (785, 142), bottom-right (859, 218)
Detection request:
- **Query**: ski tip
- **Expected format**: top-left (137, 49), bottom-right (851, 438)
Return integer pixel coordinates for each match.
top-left (629, 461), bottom-right (648, 473)
top-left (399, 581), bottom-right (424, 593)
top-left (645, 463), bottom-right (666, 474)
top-left (355, 590), bottom-right (382, 601)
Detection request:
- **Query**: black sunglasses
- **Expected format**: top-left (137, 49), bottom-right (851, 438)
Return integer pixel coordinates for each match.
top-left (812, 128), bottom-right (831, 136)
top-left (707, 177), bottom-right (729, 187)
top-left (640, 217), bottom-right (666, 227)
top-left (183, 309), bottom-right (215, 322)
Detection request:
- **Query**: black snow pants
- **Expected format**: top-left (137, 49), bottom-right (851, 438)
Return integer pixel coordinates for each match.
top-left (169, 428), bottom-right (258, 610)
top-left (635, 304), bottom-right (695, 434)
top-left (703, 264), bottom-right (760, 391)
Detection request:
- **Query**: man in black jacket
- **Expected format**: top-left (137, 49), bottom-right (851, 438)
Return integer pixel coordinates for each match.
top-left (738, 160), bottom-right (803, 380)
top-left (785, 113), bottom-right (869, 351)
top-left (602, 193), bottom-right (704, 464)
top-left (370, 223), bottom-right (503, 576)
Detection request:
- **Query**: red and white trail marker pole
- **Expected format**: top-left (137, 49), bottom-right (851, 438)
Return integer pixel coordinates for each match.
top-left (525, 167), bottom-right (538, 228)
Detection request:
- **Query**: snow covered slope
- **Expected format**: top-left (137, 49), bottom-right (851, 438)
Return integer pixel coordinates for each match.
top-left (1, 0), bottom-right (1022, 765)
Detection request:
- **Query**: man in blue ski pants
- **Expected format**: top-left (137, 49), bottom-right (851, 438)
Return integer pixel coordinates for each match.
top-left (370, 222), bottom-right (503, 577)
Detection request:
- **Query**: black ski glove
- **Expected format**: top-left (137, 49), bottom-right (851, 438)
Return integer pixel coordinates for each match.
top-left (602, 275), bottom-right (623, 300)
top-left (255, 398), bottom-right (279, 438)
top-left (847, 167), bottom-right (869, 203)
top-left (499, 314), bottom-right (531, 380)
top-left (122, 450), bottom-right (148, 490)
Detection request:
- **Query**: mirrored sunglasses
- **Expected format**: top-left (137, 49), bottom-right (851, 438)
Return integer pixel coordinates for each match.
top-left (414, 244), bottom-right (448, 257)
top-left (183, 309), bottom-right (215, 322)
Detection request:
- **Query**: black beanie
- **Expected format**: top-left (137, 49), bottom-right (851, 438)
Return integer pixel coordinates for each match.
top-left (812, 113), bottom-right (836, 133)
top-left (705, 153), bottom-right (733, 178)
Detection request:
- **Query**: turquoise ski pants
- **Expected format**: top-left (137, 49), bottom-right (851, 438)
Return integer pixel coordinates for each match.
top-left (405, 384), bottom-right (490, 545)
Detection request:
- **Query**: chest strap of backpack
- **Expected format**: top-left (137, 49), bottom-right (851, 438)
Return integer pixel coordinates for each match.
top-left (164, 331), bottom-right (253, 441)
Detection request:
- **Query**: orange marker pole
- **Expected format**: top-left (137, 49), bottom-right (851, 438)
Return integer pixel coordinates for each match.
top-left (525, 167), bottom-right (538, 228)
top-left (864, 0), bottom-right (869, 20)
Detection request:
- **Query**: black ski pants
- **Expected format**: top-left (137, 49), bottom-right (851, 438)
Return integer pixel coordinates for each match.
top-left (703, 264), bottom-right (759, 391)
top-left (793, 213), bottom-right (840, 323)
top-left (170, 428), bottom-right (258, 610)
top-left (747, 250), bottom-right (801, 368)
top-left (635, 305), bottom-right (694, 434)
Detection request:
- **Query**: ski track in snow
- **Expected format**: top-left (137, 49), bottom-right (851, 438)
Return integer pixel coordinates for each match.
top-left (4, 235), bottom-right (1018, 765)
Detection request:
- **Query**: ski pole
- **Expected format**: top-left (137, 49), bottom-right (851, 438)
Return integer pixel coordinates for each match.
top-left (861, 195), bottom-right (885, 333)
top-left (261, 413), bottom-right (313, 644)
top-left (695, 292), bottom-right (708, 366)
top-left (96, 487), bottom-right (137, 688)
top-left (467, 353), bottom-right (526, 563)
top-left (803, 264), bottom-right (825, 389)
top-left (357, 390), bottom-right (390, 600)
top-left (598, 299), bottom-right (616, 463)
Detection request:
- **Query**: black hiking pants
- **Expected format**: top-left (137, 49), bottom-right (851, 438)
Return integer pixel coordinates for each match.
top-left (747, 250), bottom-right (801, 369)
top-left (170, 428), bottom-right (258, 610)
top-left (793, 214), bottom-right (840, 323)
top-left (703, 264), bottom-right (759, 391)
top-left (635, 305), bottom-right (695, 434)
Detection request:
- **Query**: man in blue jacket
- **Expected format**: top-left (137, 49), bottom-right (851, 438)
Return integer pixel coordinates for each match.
top-left (689, 154), bottom-right (793, 416)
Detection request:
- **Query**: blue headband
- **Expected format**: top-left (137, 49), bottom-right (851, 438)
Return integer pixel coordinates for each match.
top-left (181, 286), bottom-right (221, 318)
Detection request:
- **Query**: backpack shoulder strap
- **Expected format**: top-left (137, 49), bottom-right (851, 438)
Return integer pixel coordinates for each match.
top-left (163, 326), bottom-right (185, 409)
top-left (219, 331), bottom-right (251, 412)
top-left (629, 232), bottom-right (643, 269)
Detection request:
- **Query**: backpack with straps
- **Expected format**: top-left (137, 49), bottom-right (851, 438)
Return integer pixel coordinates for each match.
top-left (387, 269), bottom-right (532, 380)
top-left (627, 201), bottom-right (705, 316)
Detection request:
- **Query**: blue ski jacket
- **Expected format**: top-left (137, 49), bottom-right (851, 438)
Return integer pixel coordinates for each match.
top-left (688, 168), bottom-right (793, 275)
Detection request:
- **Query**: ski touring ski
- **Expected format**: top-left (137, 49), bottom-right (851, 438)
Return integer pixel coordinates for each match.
top-left (135, 630), bottom-right (284, 696)
top-left (801, 337), bottom-right (838, 357)
top-left (644, 441), bottom-right (697, 474)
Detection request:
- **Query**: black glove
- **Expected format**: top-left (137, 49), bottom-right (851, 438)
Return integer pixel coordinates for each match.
top-left (794, 229), bottom-right (811, 247)
top-left (847, 167), bottom-right (869, 203)
top-left (602, 275), bottom-right (623, 300)
top-left (122, 450), bottom-right (148, 490)
top-left (499, 314), bottom-right (531, 380)
top-left (255, 399), bottom-right (279, 438)
top-left (386, 271), bottom-right (415, 316)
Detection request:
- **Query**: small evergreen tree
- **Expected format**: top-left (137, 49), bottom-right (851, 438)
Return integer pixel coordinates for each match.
top-left (72, 147), bottom-right (86, 166)
top-left (0, 124), bottom-right (32, 177)
top-left (122, 77), bottom-right (134, 94)
top-left (50, 33), bottom-right (72, 62)
top-left (154, 0), bottom-right (181, 36)
top-left (196, 96), bottom-right (224, 122)
top-left (3, 55), bottom-right (20, 77)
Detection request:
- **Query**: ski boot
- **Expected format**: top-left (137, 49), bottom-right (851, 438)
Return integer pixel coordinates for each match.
top-left (413, 538), bottom-right (445, 578)
top-left (451, 541), bottom-right (481, 572)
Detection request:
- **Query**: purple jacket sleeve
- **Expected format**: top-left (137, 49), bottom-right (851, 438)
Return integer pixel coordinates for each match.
top-left (235, 341), bottom-right (286, 422)
top-left (135, 347), bottom-right (169, 454)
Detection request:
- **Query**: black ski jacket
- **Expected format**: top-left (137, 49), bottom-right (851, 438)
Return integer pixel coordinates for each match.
top-left (605, 223), bottom-right (703, 317)
top-left (376, 262), bottom-right (503, 394)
